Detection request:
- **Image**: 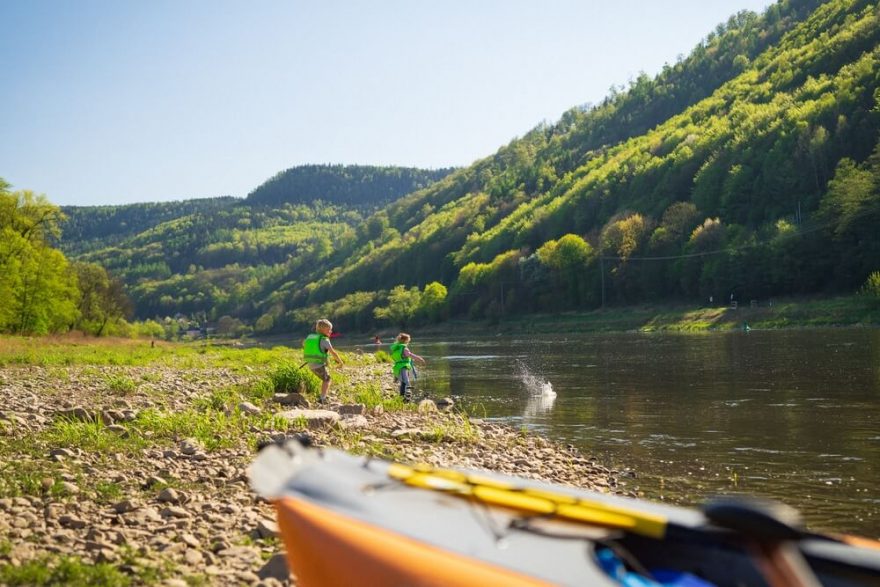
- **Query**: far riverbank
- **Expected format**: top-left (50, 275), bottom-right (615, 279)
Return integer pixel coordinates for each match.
top-left (411, 294), bottom-right (880, 336)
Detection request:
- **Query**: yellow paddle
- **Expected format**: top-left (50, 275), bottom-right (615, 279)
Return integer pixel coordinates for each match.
top-left (387, 462), bottom-right (667, 539)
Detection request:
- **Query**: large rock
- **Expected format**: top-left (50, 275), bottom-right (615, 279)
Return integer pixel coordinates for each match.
top-left (339, 415), bottom-right (369, 430)
top-left (179, 438), bottom-right (202, 456)
top-left (277, 409), bottom-right (340, 429)
top-left (255, 518), bottom-right (279, 539)
top-left (273, 393), bottom-right (310, 407)
top-left (238, 401), bottom-right (261, 415)
top-left (337, 403), bottom-right (366, 416)
top-left (258, 553), bottom-right (291, 581)
top-left (436, 397), bottom-right (455, 411)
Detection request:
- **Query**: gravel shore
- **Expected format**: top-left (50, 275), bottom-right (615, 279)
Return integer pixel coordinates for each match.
top-left (0, 360), bottom-right (621, 585)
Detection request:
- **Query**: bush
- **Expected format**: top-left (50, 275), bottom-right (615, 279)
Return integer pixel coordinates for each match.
top-left (268, 363), bottom-right (320, 396)
top-left (862, 271), bottom-right (880, 301)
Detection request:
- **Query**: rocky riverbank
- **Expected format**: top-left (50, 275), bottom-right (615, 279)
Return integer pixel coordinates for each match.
top-left (0, 357), bottom-right (622, 586)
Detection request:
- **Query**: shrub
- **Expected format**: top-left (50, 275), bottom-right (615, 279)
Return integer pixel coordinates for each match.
top-left (862, 271), bottom-right (880, 302)
top-left (268, 363), bottom-right (320, 396)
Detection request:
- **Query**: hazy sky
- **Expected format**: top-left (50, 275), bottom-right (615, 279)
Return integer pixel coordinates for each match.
top-left (1, 1), bottom-right (773, 206)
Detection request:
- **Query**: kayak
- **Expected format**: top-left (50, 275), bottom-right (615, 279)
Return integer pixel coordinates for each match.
top-left (250, 439), bottom-right (880, 586)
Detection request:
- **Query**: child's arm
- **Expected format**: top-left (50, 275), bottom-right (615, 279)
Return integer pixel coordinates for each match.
top-left (328, 346), bottom-right (344, 365)
top-left (404, 348), bottom-right (426, 364)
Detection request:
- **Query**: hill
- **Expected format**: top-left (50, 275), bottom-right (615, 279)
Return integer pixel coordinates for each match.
top-left (59, 165), bottom-right (452, 322)
top-left (245, 164), bottom-right (455, 207)
top-left (287, 0), bottom-right (880, 327)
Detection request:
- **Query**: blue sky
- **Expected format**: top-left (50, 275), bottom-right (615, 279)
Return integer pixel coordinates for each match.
top-left (1, 0), bottom-right (773, 206)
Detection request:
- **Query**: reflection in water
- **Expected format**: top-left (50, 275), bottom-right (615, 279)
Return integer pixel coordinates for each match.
top-left (523, 392), bottom-right (556, 418)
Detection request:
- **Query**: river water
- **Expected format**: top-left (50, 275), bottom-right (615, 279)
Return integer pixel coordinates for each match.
top-left (363, 328), bottom-right (880, 537)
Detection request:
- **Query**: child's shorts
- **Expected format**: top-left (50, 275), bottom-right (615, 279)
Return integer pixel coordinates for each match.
top-left (309, 365), bottom-right (331, 382)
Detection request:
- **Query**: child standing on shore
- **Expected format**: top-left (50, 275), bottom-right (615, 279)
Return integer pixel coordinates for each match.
top-left (389, 332), bottom-right (426, 402)
top-left (302, 319), bottom-right (344, 404)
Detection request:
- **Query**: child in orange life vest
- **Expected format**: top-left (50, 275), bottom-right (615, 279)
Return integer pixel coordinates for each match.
top-left (302, 319), bottom-right (344, 403)
top-left (389, 332), bottom-right (426, 401)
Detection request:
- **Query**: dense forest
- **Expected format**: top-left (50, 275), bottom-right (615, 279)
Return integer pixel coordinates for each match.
top-left (6, 0), bottom-right (880, 338)
top-left (290, 0), bottom-right (880, 327)
top-left (245, 164), bottom-right (455, 208)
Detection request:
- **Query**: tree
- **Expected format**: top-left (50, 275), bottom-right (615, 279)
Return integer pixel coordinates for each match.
top-left (373, 285), bottom-right (422, 328)
top-left (417, 282), bottom-right (448, 323)
top-left (73, 262), bottom-right (133, 335)
top-left (0, 184), bottom-right (78, 334)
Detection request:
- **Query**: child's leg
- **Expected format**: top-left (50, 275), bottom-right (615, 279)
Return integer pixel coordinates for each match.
top-left (311, 365), bottom-right (331, 402)
top-left (399, 369), bottom-right (411, 400)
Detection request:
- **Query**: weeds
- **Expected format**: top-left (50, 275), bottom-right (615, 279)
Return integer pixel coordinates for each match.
top-left (0, 554), bottom-right (133, 586)
top-left (46, 418), bottom-right (146, 454)
top-left (104, 374), bottom-right (137, 394)
top-left (266, 363), bottom-right (320, 396)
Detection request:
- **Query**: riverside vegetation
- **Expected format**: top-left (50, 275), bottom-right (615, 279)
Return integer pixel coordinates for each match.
top-left (0, 336), bottom-right (622, 586)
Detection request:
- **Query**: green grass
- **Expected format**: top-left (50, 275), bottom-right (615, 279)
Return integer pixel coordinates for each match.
top-left (94, 480), bottom-right (125, 502)
top-left (0, 460), bottom-right (71, 499)
top-left (46, 419), bottom-right (147, 454)
top-left (266, 362), bottom-right (321, 396)
top-left (421, 416), bottom-right (479, 444)
top-left (104, 373), bottom-right (137, 394)
top-left (419, 295), bottom-right (880, 334)
top-left (0, 555), bottom-right (134, 586)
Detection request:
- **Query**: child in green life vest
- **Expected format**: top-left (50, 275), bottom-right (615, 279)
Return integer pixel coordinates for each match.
top-left (390, 332), bottom-right (425, 402)
top-left (303, 319), bottom-right (344, 404)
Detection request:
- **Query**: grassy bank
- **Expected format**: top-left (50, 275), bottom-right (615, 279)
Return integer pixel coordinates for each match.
top-left (415, 295), bottom-right (880, 335)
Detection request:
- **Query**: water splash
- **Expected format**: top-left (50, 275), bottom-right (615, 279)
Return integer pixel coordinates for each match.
top-left (516, 360), bottom-right (556, 397)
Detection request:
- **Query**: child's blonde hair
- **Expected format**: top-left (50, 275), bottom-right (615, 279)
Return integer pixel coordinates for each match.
top-left (316, 319), bottom-right (333, 332)
top-left (396, 332), bottom-right (411, 343)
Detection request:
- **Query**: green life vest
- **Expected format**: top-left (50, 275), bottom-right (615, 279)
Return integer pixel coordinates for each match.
top-left (389, 342), bottom-right (412, 376)
top-left (303, 333), bottom-right (329, 364)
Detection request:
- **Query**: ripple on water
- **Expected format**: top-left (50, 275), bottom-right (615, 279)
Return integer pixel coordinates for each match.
top-left (732, 447), bottom-right (783, 454)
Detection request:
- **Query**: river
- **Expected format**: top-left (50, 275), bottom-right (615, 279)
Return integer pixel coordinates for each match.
top-left (354, 327), bottom-right (880, 537)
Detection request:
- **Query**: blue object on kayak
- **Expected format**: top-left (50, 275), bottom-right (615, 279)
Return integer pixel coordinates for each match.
top-left (596, 547), bottom-right (716, 587)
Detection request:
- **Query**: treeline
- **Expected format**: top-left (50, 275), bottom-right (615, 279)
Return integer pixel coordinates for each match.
top-left (61, 197), bottom-right (238, 256)
top-left (0, 179), bottom-right (133, 336)
top-left (245, 164), bottom-right (455, 208)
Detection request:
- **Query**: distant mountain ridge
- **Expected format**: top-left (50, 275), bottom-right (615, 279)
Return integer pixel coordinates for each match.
top-left (245, 164), bottom-right (455, 207)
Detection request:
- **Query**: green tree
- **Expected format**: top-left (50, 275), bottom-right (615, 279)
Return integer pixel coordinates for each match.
top-left (72, 262), bottom-right (133, 335)
top-left (0, 185), bottom-right (78, 334)
top-left (373, 285), bottom-right (422, 328)
top-left (417, 281), bottom-right (448, 322)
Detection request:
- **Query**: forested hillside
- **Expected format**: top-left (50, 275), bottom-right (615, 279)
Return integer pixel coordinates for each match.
top-left (61, 197), bottom-right (238, 255)
top-left (286, 0), bottom-right (880, 328)
top-left (45, 0), bottom-right (880, 337)
top-left (245, 164), bottom-right (454, 207)
top-left (56, 165), bottom-right (452, 329)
